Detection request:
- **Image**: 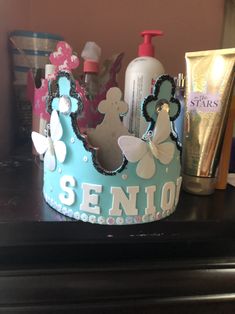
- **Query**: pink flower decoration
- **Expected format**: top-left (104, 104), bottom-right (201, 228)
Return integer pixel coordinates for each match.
top-left (156, 212), bottom-right (162, 220)
top-left (34, 79), bottom-right (50, 121)
top-left (49, 41), bottom-right (79, 72)
top-left (134, 216), bottom-right (142, 224)
top-left (27, 70), bottom-right (50, 121)
top-left (107, 217), bottom-right (115, 225)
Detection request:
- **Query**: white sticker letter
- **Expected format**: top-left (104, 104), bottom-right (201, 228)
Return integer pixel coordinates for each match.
top-left (175, 176), bottom-right (182, 206)
top-left (109, 186), bottom-right (139, 216)
top-left (145, 185), bottom-right (156, 215)
top-left (59, 175), bottom-right (76, 206)
top-left (80, 183), bottom-right (102, 214)
top-left (161, 181), bottom-right (175, 211)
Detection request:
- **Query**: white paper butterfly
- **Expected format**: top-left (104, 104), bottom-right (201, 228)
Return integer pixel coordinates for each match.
top-left (118, 107), bottom-right (175, 179)
top-left (32, 109), bottom-right (66, 171)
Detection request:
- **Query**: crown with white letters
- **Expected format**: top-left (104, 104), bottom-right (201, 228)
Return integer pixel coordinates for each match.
top-left (32, 41), bottom-right (182, 225)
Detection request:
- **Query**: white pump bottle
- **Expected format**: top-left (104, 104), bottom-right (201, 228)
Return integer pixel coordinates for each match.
top-left (123, 30), bottom-right (165, 137)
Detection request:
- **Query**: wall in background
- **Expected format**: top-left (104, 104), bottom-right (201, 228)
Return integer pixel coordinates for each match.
top-left (0, 0), bottom-right (225, 158)
top-left (0, 0), bottom-right (30, 159)
top-left (222, 0), bottom-right (235, 136)
top-left (28, 0), bottom-right (225, 88)
top-left (222, 0), bottom-right (235, 48)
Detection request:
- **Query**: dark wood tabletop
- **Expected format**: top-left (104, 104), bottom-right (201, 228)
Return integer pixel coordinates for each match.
top-left (1, 145), bottom-right (235, 313)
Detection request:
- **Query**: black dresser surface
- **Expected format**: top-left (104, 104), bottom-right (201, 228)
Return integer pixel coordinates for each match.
top-left (1, 147), bottom-right (235, 313)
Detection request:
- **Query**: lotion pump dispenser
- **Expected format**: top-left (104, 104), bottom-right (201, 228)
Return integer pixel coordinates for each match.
top-left (123, 30), bottom-right (165, 137)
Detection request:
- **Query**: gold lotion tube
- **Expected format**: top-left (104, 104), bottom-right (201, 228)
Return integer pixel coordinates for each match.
top-left (182, 48), bottom-right (235, 195)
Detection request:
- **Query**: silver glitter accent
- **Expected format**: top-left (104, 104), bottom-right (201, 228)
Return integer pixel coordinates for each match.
top-left (122, 173), bottom-right (128, 180)
top-left (74, 211), bottom-right (80, 220)
top-left (56, 204), bottom-right (62, 212)
top-left (62, 207), bottom-right (68, 215)
top-left (89, 215), bottom-right (96, 224)
top-left (149, 214), bottom-right (155, 221)
top-left (59, 95), bottom-right (71, 115)
top-left (81, 213), bottom-right (88, 222)
top-left (116, 217), bottom-right (124, 225)
top-left (70, 137), bottom-right (75, 144)
top-left (67, 209), bottom-right (74, 217)
top-left (125, 217), bottom-right (133, 224)
top-left (98, 216), bottom-right (105, 224)
top-left (142, 215), bottom-right (149, 223)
